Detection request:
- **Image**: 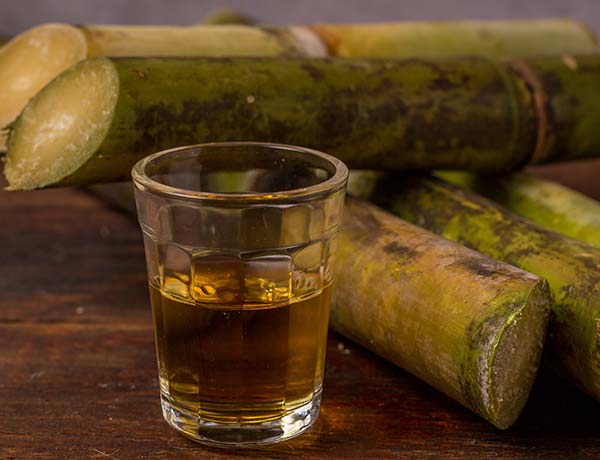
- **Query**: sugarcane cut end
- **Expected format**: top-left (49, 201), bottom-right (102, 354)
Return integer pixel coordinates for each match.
top-left (487, 278), bottom-right (549, 429)
top-left (5, 57), bottom-right (118, 190)
top-left (0, 23), bottom-right (88, 131)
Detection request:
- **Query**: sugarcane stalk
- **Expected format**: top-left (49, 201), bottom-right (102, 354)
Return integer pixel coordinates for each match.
top-left (371, 174), bottom-right (600, 400)
top-left (312, 19), bottom-right (597, 58)
top-left (8, 53), bottom-right (600, 191)
top-left (437, 171), bottom-right (600, 247)
top-left (0, 19), bottom-right (595, 143)
top-left (0, 55), bottom-right (534, 189)
top-left (334, 198), bottom-right (550, 429)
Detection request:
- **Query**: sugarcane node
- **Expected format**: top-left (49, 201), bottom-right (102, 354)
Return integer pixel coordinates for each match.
top-left (307, 24), bottom-right (340, 56)
top-left (504, 60), bottom-right (548, 166)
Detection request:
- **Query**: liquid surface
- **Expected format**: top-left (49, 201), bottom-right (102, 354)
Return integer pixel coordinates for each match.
top-left (150, 275), bottom-right (331, 425)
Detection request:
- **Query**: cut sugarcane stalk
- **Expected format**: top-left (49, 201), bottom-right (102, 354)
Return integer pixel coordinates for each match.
top-left (7, 54), bottom-right (600, 190)
top-left (0, 18), bottom-right (595, 140)
top-left (373, 175), bottom-right (600, 401)
top-left (437, 171), bottom-right (600, 248)
top-left (0, 24), bottom-right (87, 131)
top-left (6, 55), bottom-right (537, 188)
top-left (334, 198), bottom-right (550, 429)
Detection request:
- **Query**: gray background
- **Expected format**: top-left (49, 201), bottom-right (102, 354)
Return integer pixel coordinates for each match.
top-left (1, 0), bottom-right (600, 38)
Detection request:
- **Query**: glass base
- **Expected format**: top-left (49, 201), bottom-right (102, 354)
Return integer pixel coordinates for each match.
top-left (160, 391), bottom-right (322, 447)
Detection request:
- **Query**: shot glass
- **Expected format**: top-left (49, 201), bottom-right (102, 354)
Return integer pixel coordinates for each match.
top-left (132, 142), bottom-right (348, 447)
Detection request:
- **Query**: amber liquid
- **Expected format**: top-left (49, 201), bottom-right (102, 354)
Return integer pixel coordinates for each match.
top-left (149, 276), bottom-right (331, 427)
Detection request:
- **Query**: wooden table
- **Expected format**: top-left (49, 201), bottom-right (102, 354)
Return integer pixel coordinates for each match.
top-left (2, 167), bottom-right (600, 460)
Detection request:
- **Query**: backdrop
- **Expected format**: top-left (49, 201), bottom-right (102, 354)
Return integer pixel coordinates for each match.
top-left (1, 0), bottom-right (600, 37)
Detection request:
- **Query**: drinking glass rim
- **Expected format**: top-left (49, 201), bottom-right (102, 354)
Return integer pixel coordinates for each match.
top-left (131, 142), bottom-right (349, 203)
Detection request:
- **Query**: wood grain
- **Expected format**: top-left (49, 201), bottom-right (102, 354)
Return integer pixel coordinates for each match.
top-left (1, 170), bottom-right (600, 459)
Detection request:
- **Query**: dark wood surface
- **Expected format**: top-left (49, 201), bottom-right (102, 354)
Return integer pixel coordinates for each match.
top-left (2, 168), bottom-right (600, 460)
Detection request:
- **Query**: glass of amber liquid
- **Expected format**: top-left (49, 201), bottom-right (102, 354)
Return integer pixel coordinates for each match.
top-left (132, 142), bottom-right (348, 447)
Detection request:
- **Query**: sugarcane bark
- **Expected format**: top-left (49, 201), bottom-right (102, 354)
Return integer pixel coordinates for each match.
top-left (437, 171), bottom-right (600, 247)
top-left (333, 198), bottom-right (550, 429)
top-left (375, 175), bottom-right (600, 400)
top-left (6, 56), bottom-right (539, 189)
top-left (312, 19), bottom-right (597, 58)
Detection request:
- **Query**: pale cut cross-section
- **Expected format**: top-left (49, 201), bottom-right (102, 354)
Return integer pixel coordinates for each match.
top-left (5, 58), bottom-right (118, 190)
top-left (0, 24), bottom-right (88, 136)
top-left (487, 281), bottom-right (549, 429)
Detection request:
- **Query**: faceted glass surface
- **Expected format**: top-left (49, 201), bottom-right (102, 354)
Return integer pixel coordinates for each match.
top-left (133, 143), bottom-right (347, 447)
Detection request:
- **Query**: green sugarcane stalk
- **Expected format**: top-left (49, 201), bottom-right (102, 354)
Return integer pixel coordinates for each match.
top-left (8, 54), bottom-right (600, 190)
top-left (437, 171), bottom-right (600, 248)
top-left (4, 55), bottom-right (535, 189)
top-left (370, 174), bottom-right (600, 401)
top-left (335, 198), bottom-right (550, 429)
